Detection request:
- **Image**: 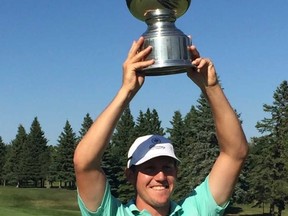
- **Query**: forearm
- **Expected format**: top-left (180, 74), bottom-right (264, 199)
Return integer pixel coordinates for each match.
top-left (188, 50), bottom-right (249, 204)
top-left (204, 84), bottom-right (248, 160)
top-left (74, 87), bottom-right (135, 171)
top-left (204, 84), bottom-right (249, 205)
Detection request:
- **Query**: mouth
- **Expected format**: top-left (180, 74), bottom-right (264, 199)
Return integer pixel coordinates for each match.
top-left (151, 185), bottom-right (169, 190)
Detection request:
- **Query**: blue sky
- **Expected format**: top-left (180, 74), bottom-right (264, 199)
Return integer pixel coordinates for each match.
top-left (1, 0), bottom-right (287, 145)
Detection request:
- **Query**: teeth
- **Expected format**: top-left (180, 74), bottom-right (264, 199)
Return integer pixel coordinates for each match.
top-left (152, 186), bottom-right (167, 190)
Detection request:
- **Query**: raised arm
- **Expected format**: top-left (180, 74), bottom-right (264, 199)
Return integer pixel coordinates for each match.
top-left (187, 46), bottom-right (249, 206)
top-left (73, 37), bottom-right (154, 211)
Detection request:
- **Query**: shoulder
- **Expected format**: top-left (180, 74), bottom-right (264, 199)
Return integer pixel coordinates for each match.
top-left (77, 181), bottom-right (131, 216)
top-left (178, 176), bottom-right (227, 215)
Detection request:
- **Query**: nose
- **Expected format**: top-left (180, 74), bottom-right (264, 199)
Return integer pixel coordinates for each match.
top-left (154, 170), bottom-right (167, 181)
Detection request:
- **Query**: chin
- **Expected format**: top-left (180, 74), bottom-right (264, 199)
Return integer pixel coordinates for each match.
top-left (152, 197), bottom-right (171, 207)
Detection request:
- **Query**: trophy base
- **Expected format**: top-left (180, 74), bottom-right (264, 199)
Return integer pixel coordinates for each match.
top-left (141, 60), bottom-right (192, 76)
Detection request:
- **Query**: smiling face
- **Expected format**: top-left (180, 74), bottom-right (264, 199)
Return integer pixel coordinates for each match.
top-left (127, 156), bottom-right (177, 212)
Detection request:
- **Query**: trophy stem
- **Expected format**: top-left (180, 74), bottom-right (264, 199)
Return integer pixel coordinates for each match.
top-left (140, 9), bottom-right (192, 76)
top-left (145, 8), bottom-right (176, 24)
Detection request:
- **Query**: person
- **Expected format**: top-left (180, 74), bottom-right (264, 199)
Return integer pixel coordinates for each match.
top-left (73, 36), bottom-right (249, 216)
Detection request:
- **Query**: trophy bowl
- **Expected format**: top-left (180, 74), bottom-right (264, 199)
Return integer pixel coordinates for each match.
top-left (126, 0), bottom-right (192, 76)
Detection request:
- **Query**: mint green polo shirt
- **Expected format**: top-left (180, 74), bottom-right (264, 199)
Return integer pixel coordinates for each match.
top-left (77, 176), bottom-right (228, 215)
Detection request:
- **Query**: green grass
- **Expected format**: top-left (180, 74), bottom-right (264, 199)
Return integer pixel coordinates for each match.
top-left (226, 204), bottom-right (288, 216)
top-left (0, 186), bottom-right (80, 216)
top-left (1, 186), bottom-right (287, 216)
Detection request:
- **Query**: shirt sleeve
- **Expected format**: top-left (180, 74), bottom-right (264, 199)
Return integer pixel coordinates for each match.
top-left (77, 181), bottom-right (122, 216)
top-left (179, 176), bottom-right (229, 216)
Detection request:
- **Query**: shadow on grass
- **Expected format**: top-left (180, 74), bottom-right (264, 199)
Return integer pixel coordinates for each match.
top-left (226, 214), bottom-right (271, 216)
top-left (224, 206), bottom-right (243, 215)
top-left (225, 206), bottom-right (271, 216)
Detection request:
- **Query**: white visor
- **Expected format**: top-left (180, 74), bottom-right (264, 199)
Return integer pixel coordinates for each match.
top-left (127, 134), bottom-right (180, 168)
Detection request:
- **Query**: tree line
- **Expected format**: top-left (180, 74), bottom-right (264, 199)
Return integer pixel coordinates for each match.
top-left (0, 80), bottom-right (287, 215)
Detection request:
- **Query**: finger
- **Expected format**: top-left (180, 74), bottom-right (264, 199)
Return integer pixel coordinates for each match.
top-left (128, 41), bottom-right (136, 56)
top-left (128, 37), bottom-right (144, 58)
top-left (197, 58), bottom-right (208, 69)
top-left (187, 35), bottom-right (192, 45)
top-left (132, 45), bottom-right (153, 63)
top-left (189, 45), bottom-right (200, 61)
top-left (199, 58), bottom-right (213, 69)
top-left (133, 59), bottom-right (155, 71)
top-left (192, 57), bottom-right (202, 66)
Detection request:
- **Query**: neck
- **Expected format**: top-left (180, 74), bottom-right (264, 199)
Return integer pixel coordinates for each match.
top-left (135, 197), bottom-right (170, 216)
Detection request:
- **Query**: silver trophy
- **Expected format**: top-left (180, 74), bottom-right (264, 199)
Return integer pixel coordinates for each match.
top-left (126, 0), bottom-right (192, 76)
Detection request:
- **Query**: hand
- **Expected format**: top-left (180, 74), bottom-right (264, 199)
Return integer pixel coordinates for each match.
top-left (187, 45), bottom-right (218, 91)
top-left (122, 37), bottom-right (155, 94)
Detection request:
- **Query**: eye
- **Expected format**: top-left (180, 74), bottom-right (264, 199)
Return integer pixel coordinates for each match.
top-left (142, 167), bottom-right (159, 176)
top-left (163, 165), bottom-right (173, 171)
top-left (163, 164), bottom-right (176, 173)
top-left (145, 166), bottom-right (155, 172)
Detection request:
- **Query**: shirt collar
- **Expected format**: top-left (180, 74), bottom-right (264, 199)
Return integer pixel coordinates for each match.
top-left (126, 199), bottom-right (183, 215)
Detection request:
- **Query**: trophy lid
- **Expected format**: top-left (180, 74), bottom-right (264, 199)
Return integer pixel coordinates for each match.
top-left (126, 0), bottom-right (191, 21)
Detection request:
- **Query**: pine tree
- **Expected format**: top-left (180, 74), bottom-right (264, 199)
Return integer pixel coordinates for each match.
top-left (179, 105), bottom-right (201, 195)
top-left (2, 144), bottom-right (12, 186)
top-left (250, 80), bottom-right (288, 214)
top-left (187, 94), bottom-right (219, 188)
top-left (56, 120), bottom-right (78, 188)
top-left (134, 110), bottom-right (147, 137)
top-left (22, 118), bottom-right (49, 187)
top-left (166, 111), bottom-right (190, 201)
top-left (110, 107), bottom-right (136, 202)
top-left (167, 111), bottom-right (185, 159)
top-left (135, 108), bottom-right (165, 137)
top-left (150, 109), bottom-right (165, 135)
top-left (78, 113), bottom-right (94, 141)
top-left (4, 125), bottom-right (27, 187)
top-left (247, 136), bottom-right (273, 206)
top-left (46, 145), bottom-right (59, 188)
top-left (0, 136), bottom-right (7, 185)
top-left (183, 105), bottom-right (198, 140)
